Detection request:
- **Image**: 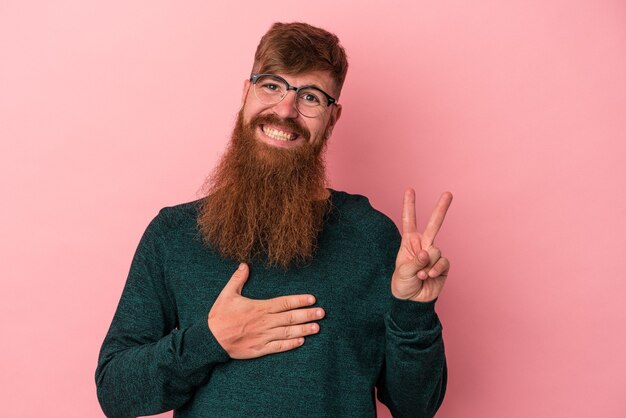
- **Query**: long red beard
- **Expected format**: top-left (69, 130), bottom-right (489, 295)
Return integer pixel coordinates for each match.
top-left (197, 110), bottom-right (330, 269)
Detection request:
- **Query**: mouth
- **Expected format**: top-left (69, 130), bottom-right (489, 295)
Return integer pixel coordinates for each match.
top-left (257, 124), bottom-right (304, 148)
top-left (261, 124), bottom-right (299, 141)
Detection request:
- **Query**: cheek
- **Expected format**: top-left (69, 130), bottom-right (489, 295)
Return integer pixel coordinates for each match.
top-left (242, 95), bottom-right (267, 119)
top-left (242, 103), bottom-right (281, 125)
top-left (315, 120), bottom-right (333, 141)
top-left (308, 118), bottom-right (327, 136)
top-left (242, 101), bottom-right (258, 120)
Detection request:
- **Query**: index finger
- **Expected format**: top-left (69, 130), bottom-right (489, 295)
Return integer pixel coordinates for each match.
top-left (402, 188), bottom-right (418, 236)
top-left (422, 192), bottom-right (453, 249)
top-left (264, 294), bottom-right (317, 314)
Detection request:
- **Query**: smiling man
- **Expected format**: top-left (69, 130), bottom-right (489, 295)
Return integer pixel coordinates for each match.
top-left (96, 22), bottom-right (450, 418)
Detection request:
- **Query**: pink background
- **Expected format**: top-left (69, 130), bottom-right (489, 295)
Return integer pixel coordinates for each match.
top-left (1, 1), bottom-right (625, 417)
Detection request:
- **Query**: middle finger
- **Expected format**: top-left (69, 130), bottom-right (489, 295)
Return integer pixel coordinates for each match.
top-left (272, 307), bottom-right (325, 327)
top-left (269, 322), bottom-right (321, 342)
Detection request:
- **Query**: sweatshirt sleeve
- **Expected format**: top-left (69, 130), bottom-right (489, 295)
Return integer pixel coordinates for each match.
top-left (376, 298), bottom-right (447, 418)
top-left (373, 215), bottom-right (447, 418)
top-left (95, 212), bottom-right (231, 418)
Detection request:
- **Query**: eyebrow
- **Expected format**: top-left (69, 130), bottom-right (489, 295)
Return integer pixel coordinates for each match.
top-left (304, 83), bottom-right (330, 93)
top-left (278, 74), bottom-right (331, 94)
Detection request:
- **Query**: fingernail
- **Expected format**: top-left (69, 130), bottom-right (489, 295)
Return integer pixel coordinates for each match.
top-left (316, 309), bottom-right (324, 317)
top-left (238, 263), bottom-right (245, 270)
top-left (308, 296), bottom-right (315, 304)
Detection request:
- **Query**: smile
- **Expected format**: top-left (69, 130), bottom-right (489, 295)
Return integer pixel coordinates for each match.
top-left (261, 125), bottom-right (298, 142)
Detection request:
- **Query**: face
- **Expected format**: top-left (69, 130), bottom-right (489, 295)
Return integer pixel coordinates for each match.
top-left (240, 71), bottom-right (342, 151)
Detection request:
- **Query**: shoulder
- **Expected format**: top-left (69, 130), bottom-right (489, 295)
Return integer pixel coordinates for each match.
top-left (329, 189), bottom-right (400, 275)
top-left (144, 198), bottom-right (203, 240)
top-left (330, 189), bottom-right (400, 243)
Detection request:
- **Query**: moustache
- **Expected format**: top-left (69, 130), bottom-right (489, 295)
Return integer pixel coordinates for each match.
top-left (249, 114), bottom-right (311, 142)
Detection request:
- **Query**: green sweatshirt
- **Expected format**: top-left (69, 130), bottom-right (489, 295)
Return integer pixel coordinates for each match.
top-left (96, 190), bottom-right (446, 418)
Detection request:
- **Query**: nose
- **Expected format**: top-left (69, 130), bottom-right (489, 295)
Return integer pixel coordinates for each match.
top-left (272, 91), bottom-right (299, 119)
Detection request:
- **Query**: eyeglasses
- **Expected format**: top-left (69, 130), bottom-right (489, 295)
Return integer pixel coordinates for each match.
top-left (250, 73), bottom-right (337, 118)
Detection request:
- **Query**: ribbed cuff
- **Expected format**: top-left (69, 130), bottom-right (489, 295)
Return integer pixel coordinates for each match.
top-left (388, 297), bottom-right (438, 331)
top-left (180, 320), bottom-right (231, 370)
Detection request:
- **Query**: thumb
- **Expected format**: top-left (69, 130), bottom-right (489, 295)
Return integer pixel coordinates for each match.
top-left (224, 263), bottom-right (249, 295)
top-left (397, 250), bottom-right (430, 279)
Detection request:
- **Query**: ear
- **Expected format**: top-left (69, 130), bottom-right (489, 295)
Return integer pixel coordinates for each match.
top-left (241, 79), bottom-right (251, 108)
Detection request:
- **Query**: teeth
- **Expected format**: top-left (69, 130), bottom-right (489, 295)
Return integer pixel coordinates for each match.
top-left (262, 126), bottom-right (296, 141)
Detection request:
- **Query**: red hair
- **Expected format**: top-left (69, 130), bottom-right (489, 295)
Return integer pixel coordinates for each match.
top-left (252, 22), bottom-right (349, 95)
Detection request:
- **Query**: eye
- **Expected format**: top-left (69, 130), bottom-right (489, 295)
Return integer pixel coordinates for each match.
top-left (299, 91), bottom-right (322, 106)
top-left (261, 82), bottom-right (281, 92)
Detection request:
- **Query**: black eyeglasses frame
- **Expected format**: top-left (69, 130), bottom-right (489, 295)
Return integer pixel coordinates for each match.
top-left (249, 73), bottom-right (337, 108)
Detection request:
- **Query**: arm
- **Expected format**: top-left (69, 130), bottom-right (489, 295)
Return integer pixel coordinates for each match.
top-left (95, 213), bottom-right (230, 417)
top-left (376, 189), bottom-right (452, 417)
top-left (377, 298), bottom-right (447, 418)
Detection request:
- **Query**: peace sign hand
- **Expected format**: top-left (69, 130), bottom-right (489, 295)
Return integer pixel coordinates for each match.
top-left (391, 189), bottom-right (453, 303)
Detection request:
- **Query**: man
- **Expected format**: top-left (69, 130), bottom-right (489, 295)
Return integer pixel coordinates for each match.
top-left (96, 22), bottom-right (451, 418)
